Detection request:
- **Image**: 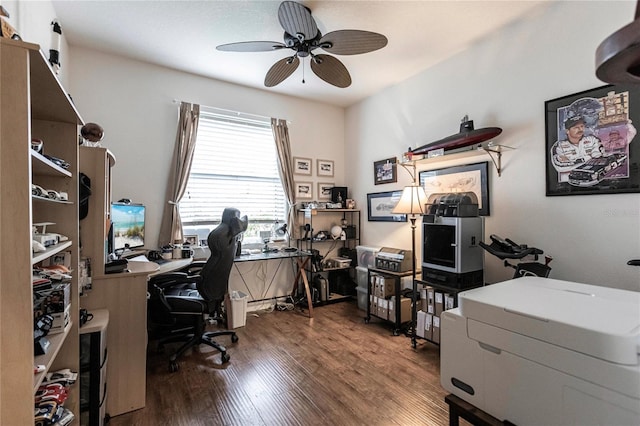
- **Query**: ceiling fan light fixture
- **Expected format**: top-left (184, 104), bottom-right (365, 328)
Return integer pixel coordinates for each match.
top-left (217, 1), bottom-right (387, 88)
top-left (595, 1), bottom-right (640, 84)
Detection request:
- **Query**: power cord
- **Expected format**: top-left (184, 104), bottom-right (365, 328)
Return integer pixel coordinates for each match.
top-left (275, 295), bottom-right (296, 311)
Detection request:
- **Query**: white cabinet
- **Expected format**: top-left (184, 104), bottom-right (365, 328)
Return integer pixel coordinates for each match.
top-left (0, 38), bottom-right (82, 424)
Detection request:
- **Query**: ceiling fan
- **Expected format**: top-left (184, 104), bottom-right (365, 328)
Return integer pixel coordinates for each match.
top-left (216, 1), bottom-right (388, 88)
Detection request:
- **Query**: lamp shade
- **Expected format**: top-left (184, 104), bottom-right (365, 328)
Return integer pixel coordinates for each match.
top-left (392, 185), bottom-right (428, 215)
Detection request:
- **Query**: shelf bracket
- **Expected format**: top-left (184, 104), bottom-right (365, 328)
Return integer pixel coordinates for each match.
top-left (398, 161), bottom-right (417, 184)
top-left (481, 144), bottom-right (514, 177)
top-left (482, 147), bottom-right (503, 176)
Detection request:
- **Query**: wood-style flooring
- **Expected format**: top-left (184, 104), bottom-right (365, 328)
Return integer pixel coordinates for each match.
top-left (108, 300), bottom-right (457, 426)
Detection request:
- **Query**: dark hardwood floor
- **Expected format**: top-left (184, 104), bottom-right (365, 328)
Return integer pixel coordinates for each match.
top-left (109, 300), bottom-right (457, 426)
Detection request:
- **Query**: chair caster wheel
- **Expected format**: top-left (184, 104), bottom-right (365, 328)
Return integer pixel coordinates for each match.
top-left (231, 334), bottom-right (239, 343)
top-left (169, 361), bottom-right (179, 372)
top-left (221, 352), bottom-right (231, 364)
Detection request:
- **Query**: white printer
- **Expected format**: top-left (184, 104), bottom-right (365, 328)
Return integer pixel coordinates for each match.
top-left (440, 277), bottom-right (640, 425)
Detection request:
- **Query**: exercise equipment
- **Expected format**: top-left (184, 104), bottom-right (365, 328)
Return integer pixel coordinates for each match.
top-left (480, 234), bottom-right (552, 278)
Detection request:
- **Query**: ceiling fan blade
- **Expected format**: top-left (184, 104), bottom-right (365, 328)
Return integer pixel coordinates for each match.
top-left (265, 56), bottom-right (300, 87)
top-left (278, 1), bottom-right (318, 41)
top-left (310, 54), bottom-right (351, 88)
top-left (216, 41), bottom-right (286, 52)
top-left (319, 30), bottom-right (388, 55)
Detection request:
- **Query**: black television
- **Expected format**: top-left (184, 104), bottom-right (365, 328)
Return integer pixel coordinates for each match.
top-left (110, 203), bottom-right (145, 251)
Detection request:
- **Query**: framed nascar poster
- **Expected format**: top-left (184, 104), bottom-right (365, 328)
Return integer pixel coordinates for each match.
top-left (545, 84), bottom-right (640, 196)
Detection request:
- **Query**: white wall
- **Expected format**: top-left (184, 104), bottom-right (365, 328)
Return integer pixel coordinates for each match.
top-left (67, 47), bottom-right (345, 251)
top-left (345, 1), bottom-right (640, 291)
top-left (6, 0), bottom-right (71, 88)
top-left (65, 48), bottom-right (344, 305)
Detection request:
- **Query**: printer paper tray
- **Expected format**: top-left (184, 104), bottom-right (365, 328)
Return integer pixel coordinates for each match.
top-left (467, 318), bottom-right (640, 399)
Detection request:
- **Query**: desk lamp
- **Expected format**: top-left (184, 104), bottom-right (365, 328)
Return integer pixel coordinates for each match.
top-left (392, 184), bottom-right (428, 348)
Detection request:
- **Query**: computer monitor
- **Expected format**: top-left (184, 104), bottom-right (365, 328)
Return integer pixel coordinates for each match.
top-left (110, 203), bottom-right (145, 251)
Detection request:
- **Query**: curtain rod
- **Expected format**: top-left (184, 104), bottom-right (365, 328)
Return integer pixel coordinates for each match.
top-left (172, 99), bottom-right (291, 124)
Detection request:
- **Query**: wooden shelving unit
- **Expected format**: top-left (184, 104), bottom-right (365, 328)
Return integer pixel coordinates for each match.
top-left (0, 38), bottom-right (82, 424)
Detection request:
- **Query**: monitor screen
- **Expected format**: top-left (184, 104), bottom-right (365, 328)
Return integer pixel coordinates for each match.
top-left (111, 203), bottom-right (145, 251)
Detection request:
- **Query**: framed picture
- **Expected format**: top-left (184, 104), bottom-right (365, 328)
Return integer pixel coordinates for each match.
top-left (545, 84), bottom-right (640, 196)
top-left (317, 182), bottom-right (334, 200)
top-left (419, 161), bottom-right (490, 216)
top-left (367, 191), bottom-right (406, 222)
top-left (317, 159), bottom-right (334, 177)
top-left (295, 182), bottom-right (313, 199)
top-left (293, 157), bottom-right (312, 175)
top-left (184, 235), bottom-right (198, 246)
top-left (374, 157), bottom-right (397, 185)
top-left (331, 186), bottom-right (348, 207)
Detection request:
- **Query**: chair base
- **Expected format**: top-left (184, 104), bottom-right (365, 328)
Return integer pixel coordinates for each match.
top-left (157, 324), bottom-right (239, 372)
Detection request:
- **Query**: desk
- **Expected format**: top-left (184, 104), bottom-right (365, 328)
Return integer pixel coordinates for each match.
top-left (234, 250), bottom-right (313, 318)
top-left (80, 258), bottom-right (189, 416)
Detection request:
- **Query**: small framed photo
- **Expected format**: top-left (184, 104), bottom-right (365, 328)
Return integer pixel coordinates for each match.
top-left (184, 235), bottom-right (198, 246)
top-left (295, 182), bottom-right (313, 199)
top-left (374, 157), bottom-right (397, 185)
top-left (317, 182), bottom-right (334, 200)
top-left (317, 159), bottom-right (334, 177)
top-left (294, 157), bottom-right (312, 175)
top-left (331, 186), bottom-right (348, 207)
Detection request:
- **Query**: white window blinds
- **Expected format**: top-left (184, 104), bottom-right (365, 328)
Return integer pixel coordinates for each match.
top-left (179, 108), bottom-right (286, 228)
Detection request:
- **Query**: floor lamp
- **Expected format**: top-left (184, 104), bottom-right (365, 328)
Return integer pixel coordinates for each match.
top-left (392, 184), bottom-right (428, 349)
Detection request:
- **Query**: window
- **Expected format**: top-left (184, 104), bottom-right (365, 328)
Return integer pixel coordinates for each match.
top-left (179, 108), bottom-right (286, 244)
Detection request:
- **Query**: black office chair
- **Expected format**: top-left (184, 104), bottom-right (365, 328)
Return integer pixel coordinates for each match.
top-left (147, 208), bottom-right (248, 372)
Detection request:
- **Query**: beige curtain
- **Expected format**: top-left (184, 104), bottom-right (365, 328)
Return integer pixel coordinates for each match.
top-left (159, 102), bottom-right (200, 246)
top-left (271, 118), bottom-right (298, 239)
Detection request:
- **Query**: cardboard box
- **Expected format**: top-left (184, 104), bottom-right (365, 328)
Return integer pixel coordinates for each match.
top-left (401, 275), bottom-right (413, 290)
top-left (435, 291), bottom-right (444, 317)
top-left (377, 298), bottom-right (389, 320)
top-left (388, 296), bottom-right (412, 323)
top-left (427, 287), bottom-right (435, 314)
top-left (432, 315), bottom-right (441, 344)
top-left (445, 293), bottom-right (455, 310)
top-left (373, 275), bottom-right (394, 298)
top-left (425, 313), bottom-right (433, 341)
top-left (416, 310), bottom-right (426, 338)
top-left (48, 306), bottom-right (70, 335)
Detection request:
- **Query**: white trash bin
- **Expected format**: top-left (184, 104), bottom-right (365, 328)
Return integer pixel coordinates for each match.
top-left (225, 291), bottom-right (248, 329)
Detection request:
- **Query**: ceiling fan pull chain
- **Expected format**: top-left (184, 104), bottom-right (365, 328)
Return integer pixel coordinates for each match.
top-left (302, 58), bottom-right (305, 84)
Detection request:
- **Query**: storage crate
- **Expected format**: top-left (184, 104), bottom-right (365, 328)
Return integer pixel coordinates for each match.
top-left (356, 245), bottom-right (381, 268)
top-left (356, 266), bottom-right (368, 289)
top-left (356, 286), bottom-right (367, 311)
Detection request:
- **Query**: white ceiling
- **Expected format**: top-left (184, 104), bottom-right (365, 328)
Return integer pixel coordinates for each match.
top-left (51, 0), bottom-right (550, 108)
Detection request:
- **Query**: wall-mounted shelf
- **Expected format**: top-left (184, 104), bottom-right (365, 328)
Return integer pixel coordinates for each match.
top-left (401, 142), bottom-right (515, 177)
